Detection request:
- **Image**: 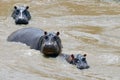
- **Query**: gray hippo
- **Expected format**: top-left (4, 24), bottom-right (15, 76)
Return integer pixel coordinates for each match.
top-left (63, 54), bottom-right (90, 69)
top-left (11, 6), bottom-right (31, 24)
top-left (7, 27), bottom-right (62, 57)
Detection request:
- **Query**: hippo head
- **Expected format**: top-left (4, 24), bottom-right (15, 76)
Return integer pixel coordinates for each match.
top-left (66, 54), bottom-right (90, 69)
top-left (11, 6), bottom-right (31, 24)
top-left (74, 54), bottom-right (90, 69)
top-left (39, 32), bottom-right (62, 57)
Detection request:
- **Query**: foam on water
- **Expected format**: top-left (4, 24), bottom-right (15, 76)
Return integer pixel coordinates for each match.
top-left (99, 54), bottom-right (119, 64)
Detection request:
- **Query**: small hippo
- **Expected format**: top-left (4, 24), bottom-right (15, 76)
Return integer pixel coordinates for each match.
top-left (7, 27), bottom-right (63, 57)
top-left (64, 54), bottom-right (90, 69)
top-left (11, 6), bottom-right (31, 24)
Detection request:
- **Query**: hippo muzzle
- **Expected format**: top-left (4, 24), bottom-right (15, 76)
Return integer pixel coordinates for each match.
top-left (42, 45), bottom-right (59, 57)
top-left (43, 44), bottom-right (58, 52)
top-left (15, 18), bottom-right (28, 24)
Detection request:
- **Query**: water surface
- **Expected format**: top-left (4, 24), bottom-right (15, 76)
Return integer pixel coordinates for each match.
top-left (0, 0), bottom-right (120, 80)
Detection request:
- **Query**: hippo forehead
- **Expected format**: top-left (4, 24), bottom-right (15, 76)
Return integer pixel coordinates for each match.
top-left (75, 54), bottom-right (85, 61)
top-left (46, 33), bottom-right (56, 37)
top-left (16, 6), bottom-right (26, 11)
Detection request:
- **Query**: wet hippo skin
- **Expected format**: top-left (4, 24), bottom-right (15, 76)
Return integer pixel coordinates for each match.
top-left (7, 27), bottom-right (63, 57)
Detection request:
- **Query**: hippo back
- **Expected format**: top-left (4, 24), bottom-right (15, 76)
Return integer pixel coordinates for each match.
top-left (7, 27), bottom-right (44, 49)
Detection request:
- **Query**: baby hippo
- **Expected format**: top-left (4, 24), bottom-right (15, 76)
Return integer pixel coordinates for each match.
top-left (65, 54), bottom-right (90, 69)
top-left (11, 6), bottom-right (31, 24)
top-left (7, 27), bottom-right (63, 57)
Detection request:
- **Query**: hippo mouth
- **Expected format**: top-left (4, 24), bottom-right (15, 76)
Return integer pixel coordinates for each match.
top-left (15, 19), bottom-right (28, 24)
top-left (77, 65), bottom-right (90, 69)
top-left (43, 48), bottom-right (57, 54)
top-left (42, 47), bottom-right (60, 57)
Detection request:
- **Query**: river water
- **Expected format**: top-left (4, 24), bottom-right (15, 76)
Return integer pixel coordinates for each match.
top-left (0, 0), bottom-right (120, 80)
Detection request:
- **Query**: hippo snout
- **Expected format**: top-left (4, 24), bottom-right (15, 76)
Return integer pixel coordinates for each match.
top-left (15, 19), bottom-right (28, 24)
top-left (77, 64), bottom-right (90, 69)
top-left (42, 45), bottom-right (58, 53)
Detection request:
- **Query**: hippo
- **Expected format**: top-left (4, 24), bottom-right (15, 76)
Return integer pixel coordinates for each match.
top-left (7, 27), bottom-right (63, 57)
top-left (11, 6), bottom-right (31, 24)
top-left (63, 54), bottom-right (90, 69)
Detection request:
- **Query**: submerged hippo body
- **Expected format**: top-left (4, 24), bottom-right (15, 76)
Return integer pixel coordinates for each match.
top-left (64, 54), bottom-right (90, 69)
top-left (12, 6), bottom-right (31, 24)
top-left (7, 27), bottom-right (62, 57)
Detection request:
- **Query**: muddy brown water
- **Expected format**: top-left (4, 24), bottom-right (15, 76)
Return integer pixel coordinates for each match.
top-left (0, 0), bottom-right (120, 80)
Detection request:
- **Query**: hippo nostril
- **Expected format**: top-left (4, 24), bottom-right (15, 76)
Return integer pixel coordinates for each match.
top-left (44, 44), bottom-right (55, 49)
top-left (82, 58), bottom-right (86, 61)
top-left (46, 45), bottom-right (51, 48)
top-left (44, 45), bottom-right (49, 48)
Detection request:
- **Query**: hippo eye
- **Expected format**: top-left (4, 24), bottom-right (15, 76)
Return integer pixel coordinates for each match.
top-left (45, 36), bottom-right (48, 40)
top-left (74, 58), bottom-right (79, 63)
top-left (16, 10), bottom-right (19, 14)
top-left (23, 10), bottom-right (27, 15)
top-left (53, 36), bottom-right (57, 40)
top-left (16, 10), bottom-right (19, 12)
top-left (82, 58), bottom-right (86, 61)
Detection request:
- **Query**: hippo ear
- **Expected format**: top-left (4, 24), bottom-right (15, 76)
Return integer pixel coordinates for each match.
top-left (71, 54), bottom-right (74, 59)
top-left (56, 32), bottom-right (60, 36)
top-left (26, 6), bottom-right (29, 9)
top-left (44, 31), bottom-right (47, 35)
top-left (14, 6), bottom-right (17, 9)
top-left (83, 54), bottom-right (87, 57)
